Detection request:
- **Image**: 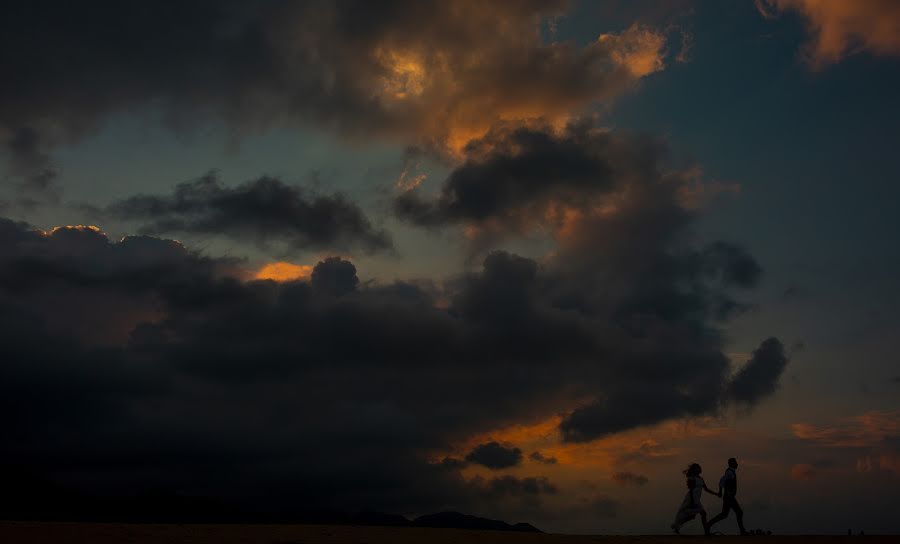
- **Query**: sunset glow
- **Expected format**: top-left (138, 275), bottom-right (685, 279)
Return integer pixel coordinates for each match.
top-left (254, 261), bottom-right (313, 282)
top-left (2, 0), bottom-right (898, 535)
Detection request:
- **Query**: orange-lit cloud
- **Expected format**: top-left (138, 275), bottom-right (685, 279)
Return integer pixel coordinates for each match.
top-left (600, 24), bottom-right (668, 77)
top-left (791, 410), bottom-right (900, 447)
top-left (3, 2), bottom-right (682, 184)
top-left (254, 261), bottom-right (312, 282)
top-left (376, 48), bottom-right (427, 100)
top-left (441, 414), bottom-right (728, 474)
top-left (758, 0), bottom-right (900, 67)
top-left (368, 19), bottom-right (672, 155)
top-left (543, 197), bottom-right (621, 243)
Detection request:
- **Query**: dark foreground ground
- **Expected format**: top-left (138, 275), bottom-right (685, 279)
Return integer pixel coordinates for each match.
top-left (0, 522), bottom-right (894, 544)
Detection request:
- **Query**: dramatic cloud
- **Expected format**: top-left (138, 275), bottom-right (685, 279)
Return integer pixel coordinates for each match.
top-left (758, 0), bottom-right (900, 67)
top-left (393, 119), bottom-right (776, 443)
top-left (612, 471), bottom-right (649, 487)
top-left (0, 206), bottom-right (780, 514)
top-left (0, 114), bottom-right (783, 517)
top-left (727, 337), bottom-right (789, 405)
top-left (394, 120), bottom-right (620, 230)
top-left (0, 219), bottom-right (233, 345)
top-left (394, 119), bottom-right (761, 257)
top-left (465, 442), bottom-right (524, 470)
top-left (0, 0), bottom-right (674, 179)
top-left (105, 173), bottom-right (392, 253)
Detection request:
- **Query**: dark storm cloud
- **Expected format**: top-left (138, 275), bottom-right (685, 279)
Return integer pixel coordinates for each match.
top-left (395, 119), bottom-right (781, 443)
top-left (0, 220), bottom-right (461, 512)
top-left (559, 383), bottom-right (721, 442)
top-left (529, 451), bottom-right (558, 465)
top-left (612, 471), bottom-right (649, 487)
top-left (394, 120), bottom-right (764, 277)
top-left (394, 120), bottom-right (617, 227)
top-left (0, 218), bottom-right (234, 346)
top-left (559, 337), bottom-right (784, 442)
top-left (105, 173), bottom-right (392, 253)
top-left (465, 442), bottom-right (524, 470)
top-left (311, 256), bottom-right (361, 296)
top-left (0, 112), bottom-right (783, 518)
top-left (0, 218), bottom-right (560, 512)
top-left (0, 0), bottom-right (671, 181)
top-left (728, 337), bottom-right (789, 405)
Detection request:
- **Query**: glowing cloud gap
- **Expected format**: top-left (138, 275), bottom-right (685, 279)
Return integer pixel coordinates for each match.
top-left (254, 262), bottom-right (313, 282)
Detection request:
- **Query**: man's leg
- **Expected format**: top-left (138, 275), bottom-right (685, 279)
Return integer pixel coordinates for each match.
top-left (707, 500), bottom-right (731, 530)
top-left (732, 498), bottom-right (747, 534)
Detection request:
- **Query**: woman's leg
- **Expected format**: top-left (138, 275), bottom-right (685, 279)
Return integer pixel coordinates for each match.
top-left (672, 509), bottom-right (695, 533)
top-left (701, 511), bottom-right (710, 535)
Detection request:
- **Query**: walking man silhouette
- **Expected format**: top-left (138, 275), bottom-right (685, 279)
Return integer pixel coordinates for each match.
top-left (706, 457), bottom-right (750, 535)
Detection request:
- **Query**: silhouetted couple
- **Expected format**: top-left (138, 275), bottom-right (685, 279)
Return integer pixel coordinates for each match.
top-left (671, 458), bottom-right (749, 536)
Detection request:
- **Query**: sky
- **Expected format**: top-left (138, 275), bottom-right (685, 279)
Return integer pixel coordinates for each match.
top-left (1, 0), bottom-right (899, 535)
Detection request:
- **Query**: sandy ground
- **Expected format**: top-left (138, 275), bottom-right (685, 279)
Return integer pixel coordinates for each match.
top-left (0, 522), bottom-right (893, 544)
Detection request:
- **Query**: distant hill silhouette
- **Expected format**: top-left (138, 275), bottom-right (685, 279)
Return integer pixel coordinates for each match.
top-left (413, 511), bottom-right (542, 533)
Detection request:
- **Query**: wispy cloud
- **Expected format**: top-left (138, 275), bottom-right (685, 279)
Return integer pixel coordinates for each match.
top-left (792, 411), bottom-right (900, 447)
top-left (758, 0), bottom-right (900, 67)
